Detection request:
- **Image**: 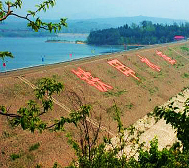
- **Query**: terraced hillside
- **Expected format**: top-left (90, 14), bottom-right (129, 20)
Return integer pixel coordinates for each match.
top-left (1, 41), bottom-right (189, 167)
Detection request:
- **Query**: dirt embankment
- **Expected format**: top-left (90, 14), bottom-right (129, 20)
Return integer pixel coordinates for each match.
top-left (1, 41), bottom-right (189, 167)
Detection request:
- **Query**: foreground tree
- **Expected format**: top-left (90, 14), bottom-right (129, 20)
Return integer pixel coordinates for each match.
top-left (0, 0), bottom-right (67, 31)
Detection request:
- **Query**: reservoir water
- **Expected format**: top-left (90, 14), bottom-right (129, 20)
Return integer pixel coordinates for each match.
top-left (0, 37), bottom-right (132, 72)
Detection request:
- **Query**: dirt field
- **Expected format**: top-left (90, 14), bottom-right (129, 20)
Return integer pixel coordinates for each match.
top-left (1, 41), bottom-right (189, 167)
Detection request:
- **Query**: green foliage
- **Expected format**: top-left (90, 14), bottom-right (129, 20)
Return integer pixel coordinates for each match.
top-left (53, 162), bottom-right (62, 168)
top-left (87, 22), bottom-right (189, 45)
top-left (10, 153), bottom-right (20, 161)
top-left (153, 99), bottom-right (189, 151)
top-left (9, 100), bottom-right (47, 133)
top-left (0, 105), bottom-right (7, 113)
top-left (125, 103), bottom-right (134, 110)
top-left (35, 78), bottom-right (64, 99)
top-left (29, 143), bottom-right (40, 151)
top-left (180, 46), bottom-right (189, 52)
top-left (0, 0), bottom-right (67, 32)
top-left (1, 78), bottom-right (64, 133)
top-left (104, 89), bottom-right (127, 97)
top-left (0, 51), bottom-right (14, 61)
top-left (148, 86), bottom-right (159, 95)
top-left (138, 138), bottom-right (189, 168)
top-left (182, 73), bottom-right (189, 78)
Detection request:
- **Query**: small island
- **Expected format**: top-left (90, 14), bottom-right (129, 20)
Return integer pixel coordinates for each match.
top-left (45, 39), bottom-right (86, 44)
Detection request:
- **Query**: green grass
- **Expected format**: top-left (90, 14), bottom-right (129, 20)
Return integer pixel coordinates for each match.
top-left (10, 153), bottom-right (20, 161)
top-left (150, 71), bottom-right (164, 79)
top-left (148, 86), bottom-right (159, 95)
top-left (168, 48), bottom-right (172, 51)
top-left (180, 46), bottom-right (189, 52)
top-left (104, 90), bottom-right (127, 97)
top-left (29, 143), bottom-right (40, 152)
top-left (26, 153), bottom-right (35, 161)
top-left (173, 62), bottom-right (184, 69)
top-left (1, 131), bottom-right (17, 139)
top-left (125, 103), bottom-right (134, 109)
top-left (52, 74), bottom-right (61, 80)
top-left (182, 73), bottom-right (189, 78)
top-left (178, 92), bottom-right (184, 97)
top-left (181, 86), bottom-right (189, 92)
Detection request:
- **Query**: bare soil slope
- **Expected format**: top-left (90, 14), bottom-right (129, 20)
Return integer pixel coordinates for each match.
top-left (1, 41), bottom-right (189, 167)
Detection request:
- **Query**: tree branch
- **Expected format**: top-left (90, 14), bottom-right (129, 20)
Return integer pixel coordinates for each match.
top-left (0, 3), bottom-right (13, 21)
top-left (0, 111), bottom-right (21, 118)
top-left (10, 13), bottom-right (49, 31)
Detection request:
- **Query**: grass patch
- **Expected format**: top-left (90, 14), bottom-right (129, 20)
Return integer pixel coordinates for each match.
top-left (13, 84), bottom-right (22, 92)
top-left (106, 105), bottom-right (123, 118)
top-left (167, 81), bottom-right (172, 84)
top-left (148, 86), bottom-right (159, 95)
top-left (180, 46), bottom-right (189, 52)
top-left (107, 70), bottom-right (117, 78)
top-left (1, 131), bottom-right (17, 139)
top-left (181, 86), bottom-right (189, 92)
top-left (52, 74), bottom-right (61, 80)
top-left (132, 73), bottom-right (145, 85)
top-left (150, 71), bottom-right (164, 79)
top-left (26, 153), bottom-right (35, 161)
top-left (178, 92), bottom-right (184, 97)
top-left (175, 55), bottom-right (182, 60)
top-left (168, 48), bottom-right (172, 51)
top-left (173, 62), bottom-right (184, 69)
top-left (107, 69), bottom-right (114, 75)
top-left (29, 143), bottom-right (40, 152)
top-left (10, 153), bottom-right (20, 161)
top-left (104, 90), bottom-right (127, 97)
top-left (182, 73), bottom-right (189, 78)
top-left (2, 131), bottom-right (11, 138)
top-left (125, 103), bottom-right (134, 110)
top-left (165, 48), bottom-right (173, 56)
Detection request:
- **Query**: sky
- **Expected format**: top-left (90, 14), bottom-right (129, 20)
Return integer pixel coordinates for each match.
top-left (12, 0), bottom-right (189, 21)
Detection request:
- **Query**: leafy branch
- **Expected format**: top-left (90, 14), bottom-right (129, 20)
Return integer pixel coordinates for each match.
top-left (0, 51), bottom-right (14, 61)
top-left (0, 0), bottom-right (67, 33)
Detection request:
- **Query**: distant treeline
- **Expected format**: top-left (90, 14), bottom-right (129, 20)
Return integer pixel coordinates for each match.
top-left (87, 21), bottom-right (189, 45)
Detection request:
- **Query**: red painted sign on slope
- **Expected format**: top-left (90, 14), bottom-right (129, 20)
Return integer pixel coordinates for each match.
top-left (156, 50), bottom-right (176, 65)
top-left (137, 54), bottom-right (161, 72)
top-left (108, 59), bottom-right (140, 81)
top-left (72, 67), bottom-right (113, 92)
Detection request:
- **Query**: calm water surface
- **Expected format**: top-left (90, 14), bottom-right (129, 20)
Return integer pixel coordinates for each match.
top-left (0, 37), bottom-right (127, 72)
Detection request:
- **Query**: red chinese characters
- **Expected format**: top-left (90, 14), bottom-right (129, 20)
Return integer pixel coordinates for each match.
top-left (71, 67), bottom-right (113, 92)
top-left (107, 59), bottom-right (140, 81)
top-left (137, 54), bottom-right (161, 72)
top-left (156, 50), bottom-right (176, 65)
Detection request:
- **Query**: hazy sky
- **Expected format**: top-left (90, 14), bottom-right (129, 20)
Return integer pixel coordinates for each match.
top-left (13, 0), bottom-right (189, 21)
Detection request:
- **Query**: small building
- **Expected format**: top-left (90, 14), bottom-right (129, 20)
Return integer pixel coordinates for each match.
top-left (174, 36), bottom-right (185, 41)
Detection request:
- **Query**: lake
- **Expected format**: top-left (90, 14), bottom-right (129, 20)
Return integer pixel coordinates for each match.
top-left (0, 36), bottom-right (135, 72)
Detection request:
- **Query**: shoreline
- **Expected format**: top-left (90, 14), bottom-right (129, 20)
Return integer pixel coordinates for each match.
top-left (0, 44), bottom-right (147, 77)
top-left (45, 40), bottom-right (86, 44)
top-left (0, 40), bottom-right (186, 78)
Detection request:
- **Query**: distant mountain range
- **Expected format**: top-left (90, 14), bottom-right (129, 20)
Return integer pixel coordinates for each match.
top-left (0, 16), bottom-right (188, 37)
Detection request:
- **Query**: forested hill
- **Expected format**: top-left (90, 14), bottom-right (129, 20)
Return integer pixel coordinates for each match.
top-left (0, 16), bottom-right (187, 37)
top-left (87, 21), bottom-right (189, 45)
